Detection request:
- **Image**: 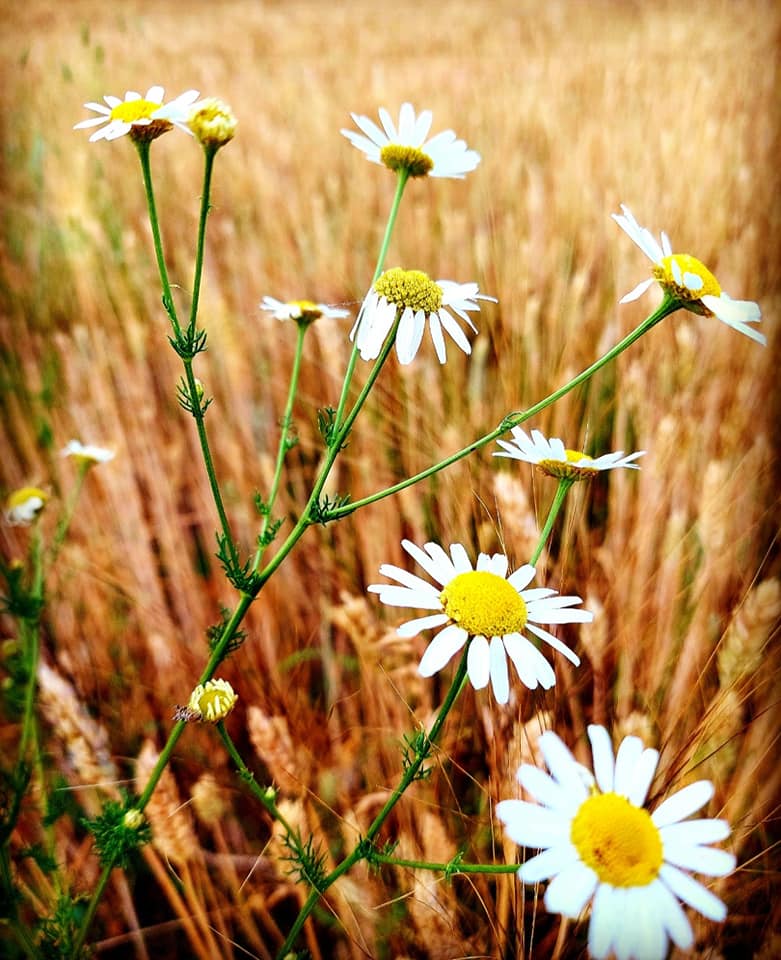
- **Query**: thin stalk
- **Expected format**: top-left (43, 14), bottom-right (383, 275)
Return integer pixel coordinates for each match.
top-left (135, 140), bottom-right (182, 340)
top-left (188, 145), bottom-right (217, 337)
top-left (371, 852), bottom-right (520, 875)
top-left (48, 462), bottom-right (88, 565)
top-left (252, 321), bottom-right (308, 571)
top-left (333, 167), bottom-right (410, 431)
top-left (137, 139), bottom-right (237, 565)
top-left (531, 477), bottom-right (574, 567)
top-left (216, 723), bottom-right (296, 838)
top-left (70, 861), bottom-right (113, 958)
top-left (276, 649), bottom-right (469, 958)
top-left (326, 295), bottom-right (679, 520)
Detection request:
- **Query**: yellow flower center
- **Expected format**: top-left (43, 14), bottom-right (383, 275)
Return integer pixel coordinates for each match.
top-left (653, 254), bottom-right (721, 315)
top-left (537, 450), bottom-right (596, 481)
top-left (188, 679), bottom-right (238, 723)
top-left (571, 792), bottom-right (663, 887)
top-left (440, 570), bottom-right (527, 637)
top-left (374, 268), bottom-right (443, 314)
top-left (7, 486), bottom-right (49, 510)
top-left (290, 299), bottom-right (322, 323)
top-left (379, 143), bottom-right (435, 177)
top-left (110, 97), bottom-right (162, 123)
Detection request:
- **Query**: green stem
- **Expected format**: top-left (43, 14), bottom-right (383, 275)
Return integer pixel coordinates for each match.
top-left (70, 860), bottom-right (113, 958)
top-left (252, 321), bottom-right (308, 571)
top-left (531, 477), bottom-right (574, 567)
top-left (135, 140), bottom-right (182, 340)
top-left (137, 139), bottom-right (237, 565)
top-left (216, 723), bottom-right (296, 838)
top-left (371, 852), bottom-right (520, 875)
top-left (48, 462), bottom-right (88, 565)
top-left (333, 167), bottom-right (410, 431)
top-left (188, 146), bottom-right (217, 337)
top-left (326, 295), bottom-right (680, 520)
top-left (276, 649), bottom-right (469, 958)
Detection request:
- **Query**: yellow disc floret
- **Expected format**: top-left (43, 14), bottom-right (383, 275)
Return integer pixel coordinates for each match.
top-left (653, 254), bottom-right (721, 315)
top-left (110, 95), bottom-right (172, 143)
top-left (374, 268), bottom-right (442, 315)
top-left (188, 97), bottom-right (237, 149)
top-left (571, 792), bottom-right (663, 887)
top-left (187, 678), bottom-right (238, 723)
top-left (379, 144), bottom-right (434, 177)
top-left (440, 570), bottom-right (527, 637)
top-left (537, 450), bottom-right (596, 481)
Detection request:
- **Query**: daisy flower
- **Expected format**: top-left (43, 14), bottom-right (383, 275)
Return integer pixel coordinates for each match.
top-left (495, 427), bottom-right (644, 481)
top-left (74, 86), bottom-right (200, 143)
top-left (496, 725), bottom-right (736, 960)
top-left (61, 440), bottom-right (115, 467)
top-left (260, 296), bottom-right (350, 325)
top-left (353, 267), bottom-right (495, 364)
top-left (187, 679), bottom-right (238, 724)
top-left (4, 487), bottom-right (49, 526)
top-left (368, 539), bottom-right (591, 704)
top-left (341, 103), bottom-right (480, 179)
top-left (613, 204), bottom-right (765, 346)
top-left (182, 97), bottom-right (237, 149)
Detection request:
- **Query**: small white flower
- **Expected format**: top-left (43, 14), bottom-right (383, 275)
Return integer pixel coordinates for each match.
top-left (368, 539), bottom-right (591, 704)
top-left (342, 103), bottom-right (480, 179)
top-left (497, 725), bottom-right (736, 960)
top-left (353, 268), bottom-right (495, 365)
top-left (259, 296), bottom-right (350, 324)
top-left (74, 87), bottom-right (200, 142)
top-left (613, 204), bottom-right (765, 346)
top-left (4, 487), bottom-right (49, 525)
top-left (495, 427), bottom-right (644, 480)
top-left (187, 679), bottom-right (238, 724)
top-left (61, 440), bottom-right (115, 466)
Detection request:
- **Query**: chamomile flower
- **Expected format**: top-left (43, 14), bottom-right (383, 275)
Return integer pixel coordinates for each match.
top-left (260, 296), bottom-right (350, 325)
top-left (496, 725), bottom-right (736, 960)
top-left (495, 427), bottom-right (644, 481)
top-left (187, 679), bottom-right (238, 724)
top-left (4, 487), bottom-right (49, 526)
top-left (613, 204), bottom-right (765, 346)
top-left (61, 440), bottom-right (115, 467)
top-left (183, 97), bottom-right (237, 149)
top-left (74, 87), bottom-right (200, 143)
top-left (368, 539), bottom-right (591, 704)
top-left (341, 103), bottom-right (480, 179)
top-left (353, 268), bottom-right (495, 364)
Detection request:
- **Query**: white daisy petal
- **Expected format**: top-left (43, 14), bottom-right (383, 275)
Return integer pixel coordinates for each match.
top-left (396, 613), bottom-right (449, 637)
top-left (544, 860), bottom-right (598, 917)
top-left (525, 623), bottom-right (581, 666)
top-left (652, 780), bottom-right (714, 827)
top-left (489, 635), bottom-right (510, 704)
top-left (503, 633), bottom-right (556, 690)
top-left (517, 843), bottom-right (580, 881)
top-left (587, 725), bottom-right (616, 793)
top-left (517, 764), bottom-right (576, 813)
top-left (659, 818), bottom-right (731, 847)
top-left (496, 801), bottom-right (571, 849)
top-left (613, 736), bottom-right (644, 797)
top-left (619, 277), bottom-right (656, 303)
top-left (662, 843), bottom-right (736, 877)
top-left (658, 863), bottom-right (728, 921)
top-left (417, 624), bottom-right (468, 677)
top-left (466, 635), bottom-right (490, 689)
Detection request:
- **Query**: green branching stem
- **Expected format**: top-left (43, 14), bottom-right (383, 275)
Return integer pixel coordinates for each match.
top-left (333, 167), bottom-right (410, 431)
top-left (136, 139), bottom-right (238, 569)
top-left (252, 321), bottom-right (308, 571)
top-left (325, 295), bottom-right (680, 520)
top-left (370, 852), bottom-right (520, 875)
top-left (276, 650), bottom-right (469, 958)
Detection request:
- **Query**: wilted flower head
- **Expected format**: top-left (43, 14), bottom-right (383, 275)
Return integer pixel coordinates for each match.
top-left (5, 487), bottom-right (49, 526)
top-left (187, 679), bottom-right (237, 723)
top-left (184, 97), bottom-right (237, 149)
top-left (260, 296), bottom-right (350, 326)
top-left (613, 204), bottom-right (765, 345)
top-left (353, 268), bottom-right (495, 365)
top-left (61, 440), bottom-right (115, 468)
top-left (497, 724), bottom-right (736, 960)
top-left (342, 103), bottom-right (480, 179)
top-left (495, 427), bottom-right (645, 481)
top-left (74, 86), bottom-right (200, 143)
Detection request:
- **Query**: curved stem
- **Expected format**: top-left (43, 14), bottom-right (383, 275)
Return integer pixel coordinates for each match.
top-left (326, 295), bottom-right (679, 520)
top-left (372, 852), bottom-right (520, 875)
top-left (276, 649), bottom-right (469, 958)
top-left (531, 477), bottom-right (574, 567)
top-left (135, 141), bottom-right (181, 339)
top-left (188, 146), bottom-right (216, 337)
top-left (333, 167), bottom-right (409, 431)
top-left (252, 321), bottom-right (308, 571)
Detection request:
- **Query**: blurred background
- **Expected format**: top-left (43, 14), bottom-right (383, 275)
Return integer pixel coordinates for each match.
top-left (1, 0), bottom-right (778, 957)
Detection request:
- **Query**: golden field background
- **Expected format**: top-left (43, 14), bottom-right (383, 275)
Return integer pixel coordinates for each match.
top-left (1, 0), bottom-right (779, 957)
